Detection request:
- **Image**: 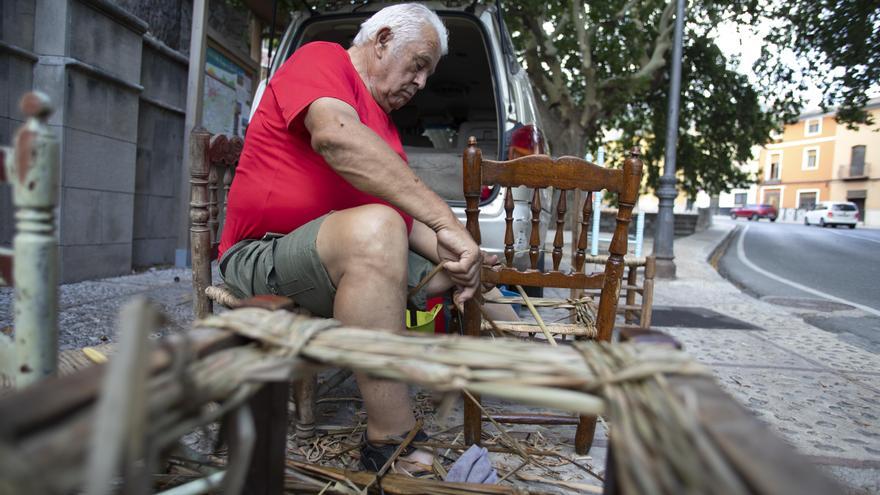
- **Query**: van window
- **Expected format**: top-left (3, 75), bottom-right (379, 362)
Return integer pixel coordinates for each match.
top-left (833, 204), bottom-right (857, 211)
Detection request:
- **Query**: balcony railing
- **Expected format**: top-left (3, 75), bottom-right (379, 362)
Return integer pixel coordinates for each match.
top-left (838, 163), bottom-right (870, 180)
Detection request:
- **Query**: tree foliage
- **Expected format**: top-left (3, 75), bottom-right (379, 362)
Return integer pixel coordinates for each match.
top-left (502, 0), bottom-right (779, 198)
top-left (755, 0), bottom-right (880, 127)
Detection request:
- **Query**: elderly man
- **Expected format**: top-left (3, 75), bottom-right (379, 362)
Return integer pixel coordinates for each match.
top-left (218, 4), bottom-right (485, 473)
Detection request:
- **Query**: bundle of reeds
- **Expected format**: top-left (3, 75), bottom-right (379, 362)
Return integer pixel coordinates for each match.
top-left (0, 304), bottom-right (840, 495)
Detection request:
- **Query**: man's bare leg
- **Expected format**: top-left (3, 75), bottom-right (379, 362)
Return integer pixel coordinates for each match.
top-left (315, 205), bottom-right (425, 456)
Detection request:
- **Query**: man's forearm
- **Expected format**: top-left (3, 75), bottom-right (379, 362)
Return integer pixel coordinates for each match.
top-left (309, 104), bottom-right (458, 232)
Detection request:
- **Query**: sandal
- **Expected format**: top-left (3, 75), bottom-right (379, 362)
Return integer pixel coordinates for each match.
top-left (360, 429), bottom-right (431, 473)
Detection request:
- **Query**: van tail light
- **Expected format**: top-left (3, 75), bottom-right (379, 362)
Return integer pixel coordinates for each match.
top-left (827, 211), bottom-right (833, 218)
top-left (856, 212), bottom-right (860, 221)
top-left (507, 124), bottom-right (546, 159)
top-left (480, 185), bottom-right (493, 200)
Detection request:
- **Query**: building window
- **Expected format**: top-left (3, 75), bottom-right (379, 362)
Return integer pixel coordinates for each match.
top-left (734, 193), bottom-right (747, 206)
top-left (805, 118), bottom-right (822, 136)
top-left (803, 147), bottom-right (819, 170)
top-left (850, 145), bottom-right (866, 176)
top-left (797, 191), bottom-right (818, 210)
top-left (768, 153), bottom-right (782, 180)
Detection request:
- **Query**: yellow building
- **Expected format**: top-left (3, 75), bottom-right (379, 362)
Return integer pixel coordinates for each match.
top-left (757, 99), bottom-right (880, 225)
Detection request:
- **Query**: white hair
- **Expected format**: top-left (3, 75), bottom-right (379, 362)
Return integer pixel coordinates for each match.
top-left (353, 3), bottom-right (448, 56)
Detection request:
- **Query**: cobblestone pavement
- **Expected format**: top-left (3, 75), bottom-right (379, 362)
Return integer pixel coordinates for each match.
top-left (652, 219), bottom-right (880, 494)
top-left (1, 219), bottom-right (877, 493)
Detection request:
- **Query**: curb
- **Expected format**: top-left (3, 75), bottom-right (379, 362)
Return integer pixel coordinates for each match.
top-left (706, 225), bottom-right (742, 269)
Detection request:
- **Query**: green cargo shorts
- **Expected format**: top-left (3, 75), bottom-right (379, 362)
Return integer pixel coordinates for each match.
top-left (219, 214), bottom-right (435, 318)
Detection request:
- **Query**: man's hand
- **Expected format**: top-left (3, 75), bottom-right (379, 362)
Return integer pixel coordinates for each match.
top-left (435, 227), bottom-right (483, 306)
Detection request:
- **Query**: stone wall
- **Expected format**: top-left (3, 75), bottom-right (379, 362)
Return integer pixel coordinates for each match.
top-left (0, 0), bottom-right (37, 245)
top-left (597, 209), bottom-right (702, 238)
top-left (0, 0), bottom-right (257, 282)
top-left (134, 37), bottom-right (187, 268)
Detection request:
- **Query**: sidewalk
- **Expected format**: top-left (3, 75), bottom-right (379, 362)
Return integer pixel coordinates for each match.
top-left (652, 220), bottom-right (880, 494)
top-left (1, 222), bottom-right (878, 493)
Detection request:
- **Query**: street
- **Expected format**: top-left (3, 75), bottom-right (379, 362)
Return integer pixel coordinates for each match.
top-left (719, 218), bottom-right (880, 352)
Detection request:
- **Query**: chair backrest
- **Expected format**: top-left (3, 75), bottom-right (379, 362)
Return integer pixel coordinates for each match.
top-left (462, 137), bottom-right (643, 342)
top-left (189, 128), bottom-right (243, 318)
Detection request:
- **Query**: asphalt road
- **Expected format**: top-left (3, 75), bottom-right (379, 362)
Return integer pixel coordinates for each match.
top-left (718, 218), bottom-right (880, 351)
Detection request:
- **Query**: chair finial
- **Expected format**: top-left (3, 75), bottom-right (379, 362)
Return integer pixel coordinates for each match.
top-left (468, 136), bottom-right (477, 146)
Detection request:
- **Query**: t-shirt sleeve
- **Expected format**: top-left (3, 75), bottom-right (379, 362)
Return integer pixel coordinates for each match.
top-left (269, 42), bottom-right (360, 128)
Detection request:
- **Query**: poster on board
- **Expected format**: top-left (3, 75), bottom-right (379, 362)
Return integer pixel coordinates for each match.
top-left (203, 47), bottom-right (254, 137)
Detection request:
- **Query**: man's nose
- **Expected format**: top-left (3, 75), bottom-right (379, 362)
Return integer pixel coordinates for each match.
top-left (414, 72), bottom-right (428, 90)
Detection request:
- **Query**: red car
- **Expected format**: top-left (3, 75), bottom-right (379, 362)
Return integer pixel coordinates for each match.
top-left (730, 204), bottom-right (778, 221)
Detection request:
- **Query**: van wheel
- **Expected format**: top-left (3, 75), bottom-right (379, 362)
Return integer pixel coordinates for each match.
top-left (849, 224), bottom-right (856, 229)
top-left (769, 216), bottom-right (777, 222)
top-left (730, 212), bottom-right (737, 220)
top-left (750, 214), bottom-right (758, 221)
top-left (804, 217), bottom-right (809, 226)
top-left (820, 218), bottom-right (827, 227)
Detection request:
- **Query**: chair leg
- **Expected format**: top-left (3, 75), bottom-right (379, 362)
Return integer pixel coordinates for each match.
top-left (575, 414), bottom-right (598, 455)
top-left (293, 375), bottom-right (317, 441)
top-left (464, 391), bottom-right (482, 446)
top-left (243, 381), bottom-right (289, 494)
top-left (640, 256), bottom-right (656, 329)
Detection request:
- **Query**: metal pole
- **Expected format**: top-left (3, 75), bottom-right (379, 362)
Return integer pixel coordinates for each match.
top-left (175, 0), bottom-right (209, 267)
top-left (652, 0), bottom-right (685, 279)
top-left (591, 147), bottom-right (604, 256)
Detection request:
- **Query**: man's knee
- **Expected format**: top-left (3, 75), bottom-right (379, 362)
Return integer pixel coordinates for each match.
top-left (319, 205), bottom-right (409, 282)
top-left (347, 204), bottom-right (409, 249)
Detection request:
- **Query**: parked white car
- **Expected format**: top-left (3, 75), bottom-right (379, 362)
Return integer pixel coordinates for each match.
top-left (804, 201), bottom-right (859, 228)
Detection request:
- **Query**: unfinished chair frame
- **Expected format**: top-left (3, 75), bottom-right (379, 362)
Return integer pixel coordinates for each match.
top-left (582, 254), bottom-right (656, 330)
top-left (189, 128), bottom-right (317, 442)
top-left (462, 137), bottom-right (643, 454)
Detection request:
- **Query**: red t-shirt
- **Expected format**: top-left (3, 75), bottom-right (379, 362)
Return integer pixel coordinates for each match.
top-left (218, 42), bottom-right (413, 258)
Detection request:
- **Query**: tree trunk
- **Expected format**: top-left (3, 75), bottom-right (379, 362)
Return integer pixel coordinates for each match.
top-left (536, 99), bottom-right (587, 158)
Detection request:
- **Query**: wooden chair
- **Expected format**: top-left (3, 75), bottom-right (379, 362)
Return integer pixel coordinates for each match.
top-left (462, 137), bottom-right (643, 454)
top-left (188, 128), bottom-right (317, 441)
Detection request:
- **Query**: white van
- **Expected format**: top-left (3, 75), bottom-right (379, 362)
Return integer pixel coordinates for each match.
top-left (804, 201), bottom-right (859, 228)
top-left (250, 2), bottom-right (551, 284)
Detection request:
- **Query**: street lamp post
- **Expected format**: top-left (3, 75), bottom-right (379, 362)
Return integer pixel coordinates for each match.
top-left (653, 0), bottom-right (686, 279)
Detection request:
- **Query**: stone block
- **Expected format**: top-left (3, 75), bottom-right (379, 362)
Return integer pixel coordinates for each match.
top-left (132, 236), bottom-right (176, 268)
top-left (60, 242), bottom-right (132, 282)
top-left (146, 194), bottom-right (177, 238)
top-left (0, 54), bottom-right (35, 121)
top-left (133, 193), bottom-right (179, 243)
top-left (133, 192), bottom-right (150, 238)
top-left (140, 45), bottom-right (187, 109)
top-left (62, 127), bottom-right (136, 192)
top-left (2, 0), bottom-right (36, 50)
top-left (69, 0), bottom-right (142, 85)
top-left (135, 102), bottom-right (183, 195)
top-left (60, 187), bottom-right (101, 245)
top-left (101, 191), bottom-right (134, 244)
top-left (65, 68), bottom-right (139, 142)
top-left (33, 0), bottom-right (69, 56)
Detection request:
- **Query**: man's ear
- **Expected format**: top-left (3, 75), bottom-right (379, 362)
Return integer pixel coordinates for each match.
top-left (375, 27), bottom-right (393, 58)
